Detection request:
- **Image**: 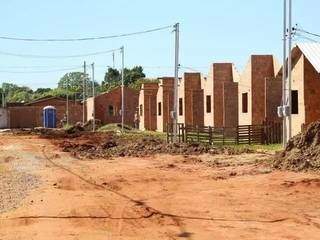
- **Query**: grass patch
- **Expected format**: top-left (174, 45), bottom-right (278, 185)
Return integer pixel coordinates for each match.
top-left (98, 123), bottom-right (135, 133)
top-left (97, 124), bottom-right (166, 141)
top-left (227, 144), bottom-right (283, 152)
top-left (63, 123), bottom-right (74, 130)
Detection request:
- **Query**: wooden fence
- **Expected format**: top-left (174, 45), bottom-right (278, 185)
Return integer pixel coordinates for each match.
top-left (167, 122), bottom-right (282, 145)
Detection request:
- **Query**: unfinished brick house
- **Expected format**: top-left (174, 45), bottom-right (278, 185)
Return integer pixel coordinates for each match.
top-left (156, 77), bottom-right (174, 132)
top-left (276, 43), bottom-right (320, 137)
top-left (7, 96), bottom-right (83, 128)
top-left (138, 82), bottom-right (159, 131)
top-left (202, 63), bottom-right (240, 128)
top-left (238, 55), bottom-right (281, 126)
top-left (87, 86), bottom-right (139, 127)
top-left (177, 72), bottom-right (204, 127)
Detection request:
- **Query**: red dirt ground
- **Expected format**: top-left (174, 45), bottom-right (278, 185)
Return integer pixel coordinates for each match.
top-left (0, 135), bottom-right (320, 239)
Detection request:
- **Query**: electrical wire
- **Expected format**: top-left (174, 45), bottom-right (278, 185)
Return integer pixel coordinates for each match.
top-left (0, 65), bottom-right (81, 69)
top-left (0, 66), bottom-right (82, 74)
top-left (295, 28), bottom-right (320, 39)
top-left (294, 33), bottom-right (319, 43)
top-left (0, 48), bottom-right (120, 59)
top-left (0, 25), bottom-right (173, 42)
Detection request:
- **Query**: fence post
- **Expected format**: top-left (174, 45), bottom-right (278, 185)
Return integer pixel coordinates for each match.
top-left (181, 124), bottom-right (185, 143)
top-left (222, 127), bottom-right (225, 145)
top-left (185, 125), bottom-right (188, 143)
top-left (209, 126), bottom-right (212, 145)
top-left (197, 125), bottom-right (200, 142)
top-left (236, 126), bottom-right (239, 145)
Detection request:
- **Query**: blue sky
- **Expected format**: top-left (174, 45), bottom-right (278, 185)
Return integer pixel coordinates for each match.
top-left (0, 0), bottom-right (318, 89)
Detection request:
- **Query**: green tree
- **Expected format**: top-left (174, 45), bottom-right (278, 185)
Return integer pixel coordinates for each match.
top-left (58, 72), bottom-right (86, 93)
top-left (102, 66), bottom-right (146, 91)
top-left (128, 78), bottom-right (159, 91)
top-left (1, 83), bottom-right (34, 103)
top-left (35, 88), bottom-right (51, 95)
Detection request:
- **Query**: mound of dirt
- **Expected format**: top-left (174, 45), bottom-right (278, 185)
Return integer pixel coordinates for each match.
top-left (273, 121), bottom-right (320, 171)
top-left (82, 119), bottom-right (102, 131)
top-left (52, 132), bottom-right (255, 159)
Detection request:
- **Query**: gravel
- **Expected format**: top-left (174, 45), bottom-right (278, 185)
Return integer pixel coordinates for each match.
top-left (0, 170), bottom-right (40, 214)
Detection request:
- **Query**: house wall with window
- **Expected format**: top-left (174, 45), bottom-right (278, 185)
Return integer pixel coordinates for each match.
top-left (156, 77), bottom-right (174, 132)
top-left (177, 77), bottom-right (185, 125)
top-left (202, 71), bottom-right (213, 126)
top-left (177, 72), bottom-right (204, 126)
top-left (90, 86), bottom-right (139, 127)
top-left (138, 82), bottom-right (158, 131)
top-left (203, 63), bottom-right (239, 128)
top-left (271, 44), bottom-right (320, 137)
top-left (238, 55), bottom-right (281, 126)
top-left (290, 54), bottom-right (305, 136)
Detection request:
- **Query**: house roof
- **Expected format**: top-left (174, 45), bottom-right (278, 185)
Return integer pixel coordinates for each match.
top-left (297, 42), bottom-right (320, 73)
top-left (25, 96), bottom-right (66, 105)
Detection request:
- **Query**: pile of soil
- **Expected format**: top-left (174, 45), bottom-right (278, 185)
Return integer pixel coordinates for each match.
top-left (273, 121), bottom-right (320, 171)
top-left (82, 119), bottom-right (102, 131)
top-left (49, 132), bottom-right (254, 159)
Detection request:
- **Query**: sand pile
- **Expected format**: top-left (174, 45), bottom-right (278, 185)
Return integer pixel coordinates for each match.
top-left (273, 121), bottom-right (320, 171)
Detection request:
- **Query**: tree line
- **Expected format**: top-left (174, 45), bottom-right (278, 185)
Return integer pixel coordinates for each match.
top-left (0, 66), bottom-right (158, 105)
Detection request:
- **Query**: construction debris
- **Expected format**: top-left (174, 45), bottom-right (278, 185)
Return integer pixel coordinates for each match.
top-left (273, 121), bottom-right (320, 171)
top-left (46, 132), bottom-right (255, 159)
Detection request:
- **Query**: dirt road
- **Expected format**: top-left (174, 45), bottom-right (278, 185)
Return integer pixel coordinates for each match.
top-left (0, 135), bottom-right (320, 239)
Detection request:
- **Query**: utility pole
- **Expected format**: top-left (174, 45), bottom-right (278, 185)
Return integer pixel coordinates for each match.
top-left (121, 46), bottom-right (125, 131)
top-left (173, 23), bottom-right (180, 141)
top-left (91, 62), bottom-right (96, 132)
top-left (112, 52), bottom-right (115, 68)
top-left (66, 78), bottom-right (69, 125)
top-left (287, 0), bottom-right (293, 140)
top-left (1, 83), bottom-right (4, 108)
top-left (282, 0), bottom-right (287, 147)
top-left (83, 61), bottom-right (86, 123)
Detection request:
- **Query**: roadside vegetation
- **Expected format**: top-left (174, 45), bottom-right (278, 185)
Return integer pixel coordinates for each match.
top-left (0, 66), bottom-right (158, 105)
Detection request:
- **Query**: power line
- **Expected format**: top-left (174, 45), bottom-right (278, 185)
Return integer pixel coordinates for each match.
top-left (0, 25), bottom-right (173, 42)
top-left (294, 33), bottom-right (319, 43)
top-left (0, 66), bottom-right (82, 74)
top-left (295, 27), bottom-right (320, 39)
top-left (0, 65), bottom-right (81, 69)
top-left (0, 48), bottom-right (120, 59)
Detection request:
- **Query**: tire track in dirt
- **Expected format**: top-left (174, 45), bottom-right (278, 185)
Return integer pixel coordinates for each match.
top-left (1, 145), bottom-right (298, 239)
top-left (38, 147), bottom-right (295, 225)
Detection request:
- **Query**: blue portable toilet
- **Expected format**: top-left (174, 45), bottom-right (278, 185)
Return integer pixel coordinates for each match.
top-left (43, 106), bottom-right (57, 128)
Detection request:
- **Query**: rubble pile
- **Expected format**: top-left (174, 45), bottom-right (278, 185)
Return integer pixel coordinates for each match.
top-left (273, 121), bottom-right (320, 171)
top-left (50, 133), bottom-right (254, 159)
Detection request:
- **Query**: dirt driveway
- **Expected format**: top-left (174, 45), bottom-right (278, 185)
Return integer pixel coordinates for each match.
top-left (0, 135), bottom-right (320, 239)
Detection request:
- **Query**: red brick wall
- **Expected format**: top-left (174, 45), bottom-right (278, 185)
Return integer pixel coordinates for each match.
top-left (95, 87), bottom-right (139, 127)
top-left (223, 82), bottom-right (238, 128)
top-left (251, 55), bottom-right (276, 125)
top-left (8, 100), bottom-right (83, 128)
top-left (162, 77), bottom-right (174, 132)
top-left (304, 56), bottom-right (320, 125)
top-left (265, 77), bottom-right (282, 122)
top-left (184, 73), bottom-right (204, 126)
top-left (213, 63), bottom-right (234, 127)
top-left (142, 83), bottom-right (158, 131)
